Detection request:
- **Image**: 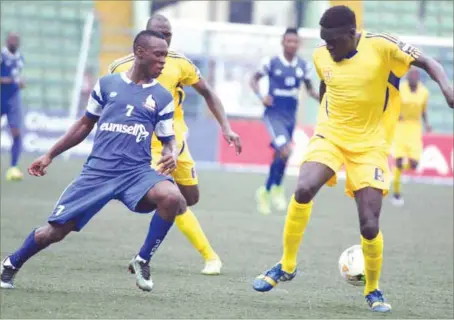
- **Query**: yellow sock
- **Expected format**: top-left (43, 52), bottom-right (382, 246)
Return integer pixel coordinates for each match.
top-left (361, 231), bottom-right (384, 295)
top-left (393, 167), bottom-right (402, 194)
top-left (280, 196), bottom-right (313, 273)
top-left (175, 208), bottom-right (219, 261)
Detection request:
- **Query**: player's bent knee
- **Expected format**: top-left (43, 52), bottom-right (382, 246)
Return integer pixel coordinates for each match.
top-left (360, 219), bottom-right (379, 240)
top-left (294, 185), bottom-right (316, 204)
top-left (36, 223), bottom-right (73, 245)
top-left (178, 185), bottom-right (199, 206)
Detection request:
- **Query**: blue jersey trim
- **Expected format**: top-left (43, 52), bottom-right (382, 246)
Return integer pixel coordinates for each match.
top-left (157, 135), bottom-right (175, 144)
top-left (85, 111), bottom-right (99, 120)
top-left (388, 72), bottom-right (400, 90)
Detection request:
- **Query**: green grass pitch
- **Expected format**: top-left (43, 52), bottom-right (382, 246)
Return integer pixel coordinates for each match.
top-left (1, 156), bottom-right (453, 319)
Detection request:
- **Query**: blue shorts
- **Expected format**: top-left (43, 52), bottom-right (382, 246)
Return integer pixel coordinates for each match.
top-left (48, 166), bottom-right (173, 231)
top-left (263, 114), bottom-right (295, 151)
top-left (1, 93), bottom-right (22, 129)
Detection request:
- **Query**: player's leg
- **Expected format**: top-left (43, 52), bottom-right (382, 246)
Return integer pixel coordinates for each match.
top-left (270, 122), bottom-right (296, 211)
top-left (1, 175), bottom-right (112, 288)
top-left (172, 145), bottom-right (221, 275)
top-left (253, 137), bottom-right (342, 292)
top-left (119, 169), bottom-right (185, 291)
top-left (391, 157), bottom-right (405, 206)
top-left (257, 115), bottom-right (291, 214)
top-left (5, 95), bottom-right (23, 181)
top-left (346, 150), bottom-right (391, 312)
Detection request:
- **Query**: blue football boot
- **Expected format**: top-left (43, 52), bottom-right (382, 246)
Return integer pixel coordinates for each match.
top-left (252, 263), bottom-right (297, 292)
top-left (365, 289), bottom-right (392, 312)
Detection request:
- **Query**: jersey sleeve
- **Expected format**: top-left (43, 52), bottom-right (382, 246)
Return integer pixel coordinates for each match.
top-left (301, 60), bottom-right (314, 81)
top-left (85, 79), bottom-right (105, 119)
top-left (154, 99), bottom-right (175, 143)
top-left (180, 58), bottom-right (201, 86)
top-left (378, 34), bottom-right (421, 76)
top-left (257, 56), bottom-right (271, 76)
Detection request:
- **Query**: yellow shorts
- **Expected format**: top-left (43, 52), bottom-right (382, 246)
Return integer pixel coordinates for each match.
top-left (392, 122), bottom-right (423, 161)
top-left (151, 140), bottom-right (198, 186)
top-left (302, 136), bottom-right (390, 198)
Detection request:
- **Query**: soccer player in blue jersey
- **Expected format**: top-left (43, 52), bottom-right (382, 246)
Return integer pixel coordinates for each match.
top-left (1, 33), bottom-right (25, 181)
top-left (250, 28), bottom-right (319, 215)
top-left (1, 30), bottom-right (186, 292)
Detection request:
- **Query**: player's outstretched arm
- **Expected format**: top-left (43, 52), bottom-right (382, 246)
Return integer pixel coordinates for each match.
top-left (412, 55), bottom-right (453, 108)
top-left (28, 115), bottom-right (97, 177)
top-left (192, 79), bottom-right (242, 155)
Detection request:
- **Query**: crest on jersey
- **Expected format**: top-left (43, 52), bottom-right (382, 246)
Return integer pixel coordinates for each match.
top-left (275, 69), bottom-right (282, 76)
top-left (143, 95), bottom-right (156, 111)
top-left (109, 92), bottom-right (117, 98)
top-left (322, 67), bottom-right (333, 81)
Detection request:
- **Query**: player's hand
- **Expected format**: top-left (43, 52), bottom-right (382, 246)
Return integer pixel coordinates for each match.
top-left (28, 154), bottom-right (52, 177)
top-left (18, 79), bottom-right (25, 89)
top-left (157, 154), bottom-right (177, 176)
top-left (262, 95), bottom-right (273, 107)
top-left (223, 129), bottom-right (242, 155)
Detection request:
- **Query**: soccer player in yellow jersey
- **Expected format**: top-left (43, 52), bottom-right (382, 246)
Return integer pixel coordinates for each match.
top-left (108, 15), bottom-right (242, 275)
top-left (253, 6), bottom-right (453, 312)
top-left (391, 68), bottom-right (431, 206)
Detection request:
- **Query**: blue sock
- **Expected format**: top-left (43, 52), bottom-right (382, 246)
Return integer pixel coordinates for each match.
top-left (9, 229), bottom-right (44, 269)
top-left (138, 212), bottom-right (174, 262)
top-left (11, 135), bottom-right (22, 167)
top-left (265, 158), bottom-right (279, 191)
top-left (274, 158), bottom-right (287, 186)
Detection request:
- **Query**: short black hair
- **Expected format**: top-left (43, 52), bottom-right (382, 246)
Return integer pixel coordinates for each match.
top-left (133, 30), bottom-right (165, 51)
top-left (319, 5), bottom-right (356, 29)
top-left (284, 27), bottom-right (298, 36)
top-left (146, 14), bottom-right (170, 30)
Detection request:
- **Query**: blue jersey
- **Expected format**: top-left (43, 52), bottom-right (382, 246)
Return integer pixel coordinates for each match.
top-left (85, 72), bottom-right (174, 175)
top-left (1, 47), bottom-right (24, 102)
top-left (258, 54), bottom-right (312, 124)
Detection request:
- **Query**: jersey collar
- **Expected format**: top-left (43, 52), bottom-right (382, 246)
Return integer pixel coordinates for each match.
top-left (120, 72), bottom-right (157, 88)
top-left (279, 54), bottom-right (298, 67)
top-left (1, 47), bottom-right (20, 59)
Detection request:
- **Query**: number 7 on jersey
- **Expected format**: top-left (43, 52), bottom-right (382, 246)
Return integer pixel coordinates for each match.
top-left (125, 105), bottom-right (134, 117)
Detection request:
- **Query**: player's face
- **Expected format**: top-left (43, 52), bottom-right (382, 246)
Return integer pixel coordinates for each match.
top-left (148, 21), bottom-right (172, 46)
top-left (407, 69), bottom-right (420, 86)
top-left (282, 33), bottom-right (300, 56)
top-left (321, 29), bottom-right (356, 62)
top-left (138, 37), bottom-right (168, 78)
top-left (6, 34), bottom-right (20, 53)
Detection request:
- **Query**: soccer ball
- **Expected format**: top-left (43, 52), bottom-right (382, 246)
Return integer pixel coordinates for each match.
top-left (338, 245), bottom-right (365, 286)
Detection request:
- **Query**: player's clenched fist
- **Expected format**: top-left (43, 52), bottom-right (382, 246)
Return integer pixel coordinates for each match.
top-left (157, 154), bottom-right (177, 176)
top-left (28, 154), bottom-right (52, 177)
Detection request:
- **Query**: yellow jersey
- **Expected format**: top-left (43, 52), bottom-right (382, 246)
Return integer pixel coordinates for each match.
top-left (399, 80), bottom-right (428, 123)
top-left (313, 32), bottom-right (420, 153)
top-left (108, 50), bottom-right (201, 150)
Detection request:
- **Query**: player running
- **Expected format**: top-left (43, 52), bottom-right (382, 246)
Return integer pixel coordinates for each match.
top-left (1, 30), bottom-right (186, 292)
top-left (250, 28), bottom-right (319, 215)
top-left (109, 14), bottom-right (241, 275)
top-left (252, 6), bottom-right (453, 312)
top-left (391, 68), bottom-right (431, 206)
top-left (1, 33), bottom-right (25, 181)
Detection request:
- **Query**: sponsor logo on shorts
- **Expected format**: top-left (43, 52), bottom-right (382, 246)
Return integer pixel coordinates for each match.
top-left (191, 167), bottom-right (197, 179)
top-left (99, 122), bottom-right (149, 143)
top-left (374, 167), bottom-right (384, 182)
